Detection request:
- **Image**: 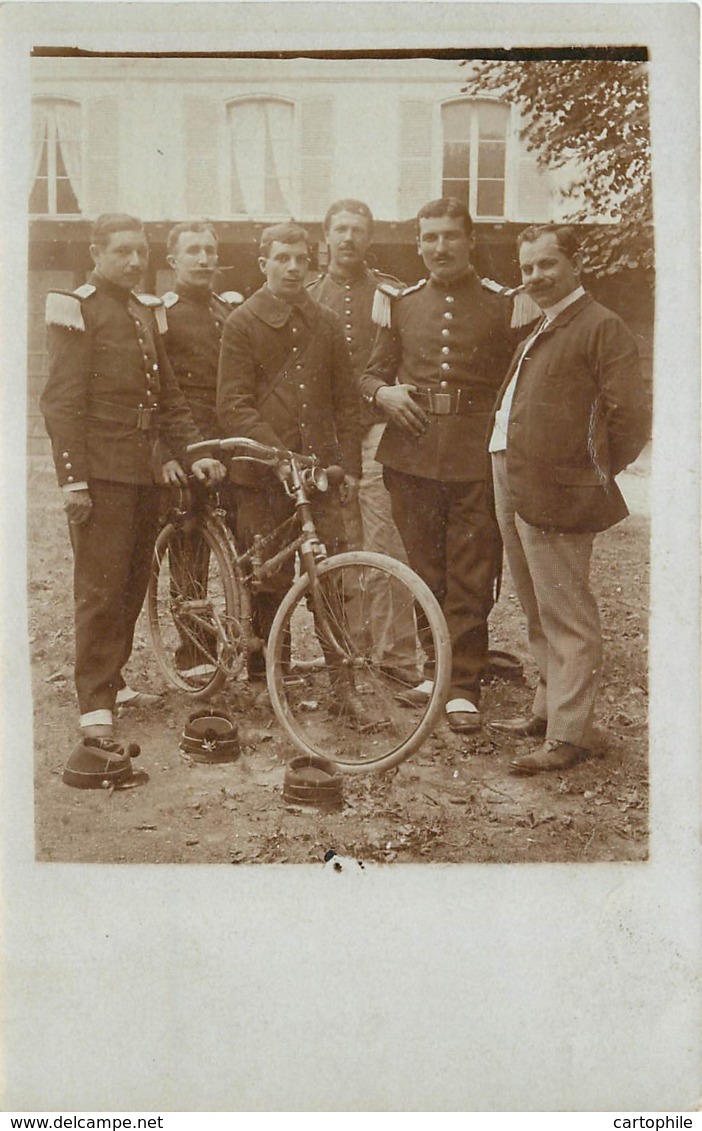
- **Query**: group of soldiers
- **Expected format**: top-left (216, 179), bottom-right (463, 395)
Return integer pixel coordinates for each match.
top-left (41, 195), bottom-right (650, 781)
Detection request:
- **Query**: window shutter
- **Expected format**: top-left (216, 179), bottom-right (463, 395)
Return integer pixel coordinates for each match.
top-left (84, 98), bottom-right (119, 214)
top-left (184, 97), bottom-right (222, 216)
top-left (299, 99), bottom-right (334, 219)
top-left (516, 152), bottom-right (552, 221)
top-left (398, 101), bottom-right (434, 218)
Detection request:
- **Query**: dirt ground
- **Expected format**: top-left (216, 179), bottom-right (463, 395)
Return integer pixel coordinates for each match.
top-left (30, 467), bottom-right (649, 866)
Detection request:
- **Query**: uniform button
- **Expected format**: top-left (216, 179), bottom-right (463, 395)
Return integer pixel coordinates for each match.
top-left (445, 295), bottom-right (455, 304)
top-left (441, 328), bottom-right (450, 337)
top-left (152, 364), bottom-right (158, 372)
top-left (443, 312), bottom-right (453, 321)
top-left (65, 462), bottom-right (72, 469)
top-left (302, 402), bottom-right (308, 409)
top-left (299, 383), bottom-right (305, 389)
top-left (345, 323), bottom-right (352, 329)
top-left (346, 336), bottom-right (353, 343)
top-left (292, 326), bottom-right (299, 334)
top-left (67, 476), bottom-right (74, 483)
top-left (62, 451), bottom-right (69, 457)
top-left (440, 381), bottom-right (448, 389)
top-left (441, 362), bottom-right (451, 371)
top-left (441, 346), bottom-right (450, 354)
top-left (345, 284), bottom-right (351, 291)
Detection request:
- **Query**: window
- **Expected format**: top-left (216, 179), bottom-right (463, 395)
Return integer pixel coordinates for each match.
top-left (29, 99), bottom-right (82, 215)
top-left (441, 100), bottom-right (509, 219)
top-left (227, 97), bottom-right (294, 216)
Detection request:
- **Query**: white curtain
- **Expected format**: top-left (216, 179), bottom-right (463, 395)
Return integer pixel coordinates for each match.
top-left (229, 99), bottom-right (292, 214)
top-left (53, 100), bottom-right (83, 210)
top-left (30, 101), bottom-right (48, 191)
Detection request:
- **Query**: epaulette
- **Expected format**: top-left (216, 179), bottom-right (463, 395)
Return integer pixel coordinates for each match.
top-left (161, 291), bottom-right (179, 309)
top-left (371, 279), bottom-right (423, 329)
top-left (216, 291), bottom-right (245, 306)
top-left (480, 276), bottom-right (541, 329)
top-left (45, 284), bottom-right (96, 331)
top-left (134, 292), bottom-right (168, 334)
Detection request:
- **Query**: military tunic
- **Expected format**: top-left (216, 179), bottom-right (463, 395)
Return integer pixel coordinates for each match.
top-left (360, 268), bottom-right (515, 704)
top-left (161, 284), bottom-right (242, 436)
top-left (40, 271), bottom-right (202, 716)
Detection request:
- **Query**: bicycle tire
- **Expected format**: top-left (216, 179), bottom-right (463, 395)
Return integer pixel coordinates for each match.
top-left (147, 516), bottom-right (243, 699)
top-left (266, 550), bottom-right (452, 773)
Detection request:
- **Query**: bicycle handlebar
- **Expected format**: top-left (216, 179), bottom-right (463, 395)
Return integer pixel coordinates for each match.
top-left (186, 436), bottom-right (316, 467)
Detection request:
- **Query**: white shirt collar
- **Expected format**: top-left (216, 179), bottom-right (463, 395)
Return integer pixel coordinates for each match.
top-left (541, 285), bottom-right (586, 323)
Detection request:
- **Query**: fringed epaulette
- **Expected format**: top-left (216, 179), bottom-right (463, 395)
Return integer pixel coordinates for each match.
top-left (161, 291), bottom-right (179, 309)
top-left (372, 279), bottom-right (424, 328)
top-left (216, 291), bottom-right (245, 306)
top-left (45, 284), bottom-right (96, 331)
top-left (371, 269), bottom-right (405, 288)
top-left (134, 292), bottom-right (168, 334)
top-left (480, 277), bottom-right (542, 329)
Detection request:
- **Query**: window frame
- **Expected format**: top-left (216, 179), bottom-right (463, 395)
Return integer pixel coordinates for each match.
top-left (436, 97), bottom-right (514, 222)
top-left (29, 96), bottom-right (83, 219)
top-left (225, 94), bottom-right (297, 220)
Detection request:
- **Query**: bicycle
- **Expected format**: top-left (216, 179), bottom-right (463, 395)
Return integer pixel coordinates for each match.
top-left (147, 436), bottom-right (452, 773)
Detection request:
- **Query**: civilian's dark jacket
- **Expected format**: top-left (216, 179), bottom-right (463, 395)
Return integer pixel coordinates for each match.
top-left (41, 272), bottom-right (201, 487)
top-left (217, 284), bottom-right (362, 486)
top-left (361, 270), bottom-right (514, 482)
top-left (496, 292), bottom-right (651, 532)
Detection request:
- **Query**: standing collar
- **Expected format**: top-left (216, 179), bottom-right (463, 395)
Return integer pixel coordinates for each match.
top-left (326, 263), bottom-right (371, 287)
top-left (427, 268), bottom-right (480, 294)
top-left (247, 283), bottom-right (317, 328)
top-left (175, 282), bottom-right (214, 305)
top-left (89, 270), bottom-right (133, 304)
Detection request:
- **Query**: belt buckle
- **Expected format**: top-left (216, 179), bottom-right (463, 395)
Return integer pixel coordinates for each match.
top-left (431, 392), bottom-right (452, 415)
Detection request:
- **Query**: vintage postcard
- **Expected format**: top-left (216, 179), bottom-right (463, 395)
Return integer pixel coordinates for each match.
top-left (1, 0), bottom-right (699, 1113)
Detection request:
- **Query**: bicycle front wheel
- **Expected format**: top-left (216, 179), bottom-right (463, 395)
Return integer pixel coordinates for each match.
top-left (147, 517), bottom-right (243, 698)
top-left (266, 550), bottom-right (451, 773)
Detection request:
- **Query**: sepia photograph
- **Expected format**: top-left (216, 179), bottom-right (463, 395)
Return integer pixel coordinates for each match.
top-left (2, 0), bottom-right (699, 1113)
top-left (28, 47), bottom-right (653, 866)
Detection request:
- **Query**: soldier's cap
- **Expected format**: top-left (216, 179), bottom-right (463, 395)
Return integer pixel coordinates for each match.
top-left (63, 737), bottom-right (140, 789)
top-left (180, 709), bottom-right (240, 764)
top-left (283, 753), bottom-right (344, 811)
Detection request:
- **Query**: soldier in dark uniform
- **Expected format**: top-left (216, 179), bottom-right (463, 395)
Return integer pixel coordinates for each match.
top-left (40, 213), bottom-right (224, 740)
top-left (216, 221), bottom-right (363, 705)
top-left (361, 197), bottom-right (516, 733)
top-left (306, 199), bottom-right (418, 683)
top-left (160, 221), bottom-right (243, 680)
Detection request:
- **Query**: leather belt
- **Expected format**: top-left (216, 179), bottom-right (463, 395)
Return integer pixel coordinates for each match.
top-left (411, 388), bottom-right (494, 416)
top-left (87, 397), bottom-right (159, 431)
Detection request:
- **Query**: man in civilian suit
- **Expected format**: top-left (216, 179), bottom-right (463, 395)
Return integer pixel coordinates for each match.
top-left (488, 224), bottom-right (651, 774)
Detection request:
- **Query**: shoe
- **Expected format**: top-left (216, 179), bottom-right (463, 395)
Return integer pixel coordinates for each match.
top-left (510, 740), bottom-right (589, 775)
top-left (395, 679), bottom-right (433, 707)
top-left (116, 688), bottom-right (164, 709)
top-left (333, 695), bottom-right (383, 731)
top-left (489, 714), bottom-right (547, 738)
top-left (446, 698), bottom-right (481, 734)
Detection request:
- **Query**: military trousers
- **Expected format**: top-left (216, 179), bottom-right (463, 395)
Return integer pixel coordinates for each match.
top-left (70, 479), bottom-right (162, 714)
top-left (491, 451), bottom-right (601, 747)
top-left (383, 466), bottom-right (501, 703)
top-left (341, 424), bottom-right (418, 678)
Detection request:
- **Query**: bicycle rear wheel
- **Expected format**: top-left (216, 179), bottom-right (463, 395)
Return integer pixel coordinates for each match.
top-left (147, 517), bottom-right (243, 698)
top-left (266, 550), bottom-right (451, 772)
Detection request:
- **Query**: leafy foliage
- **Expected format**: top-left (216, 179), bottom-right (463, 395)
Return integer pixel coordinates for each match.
top-left (461, 60), bottom-right (653, 276)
